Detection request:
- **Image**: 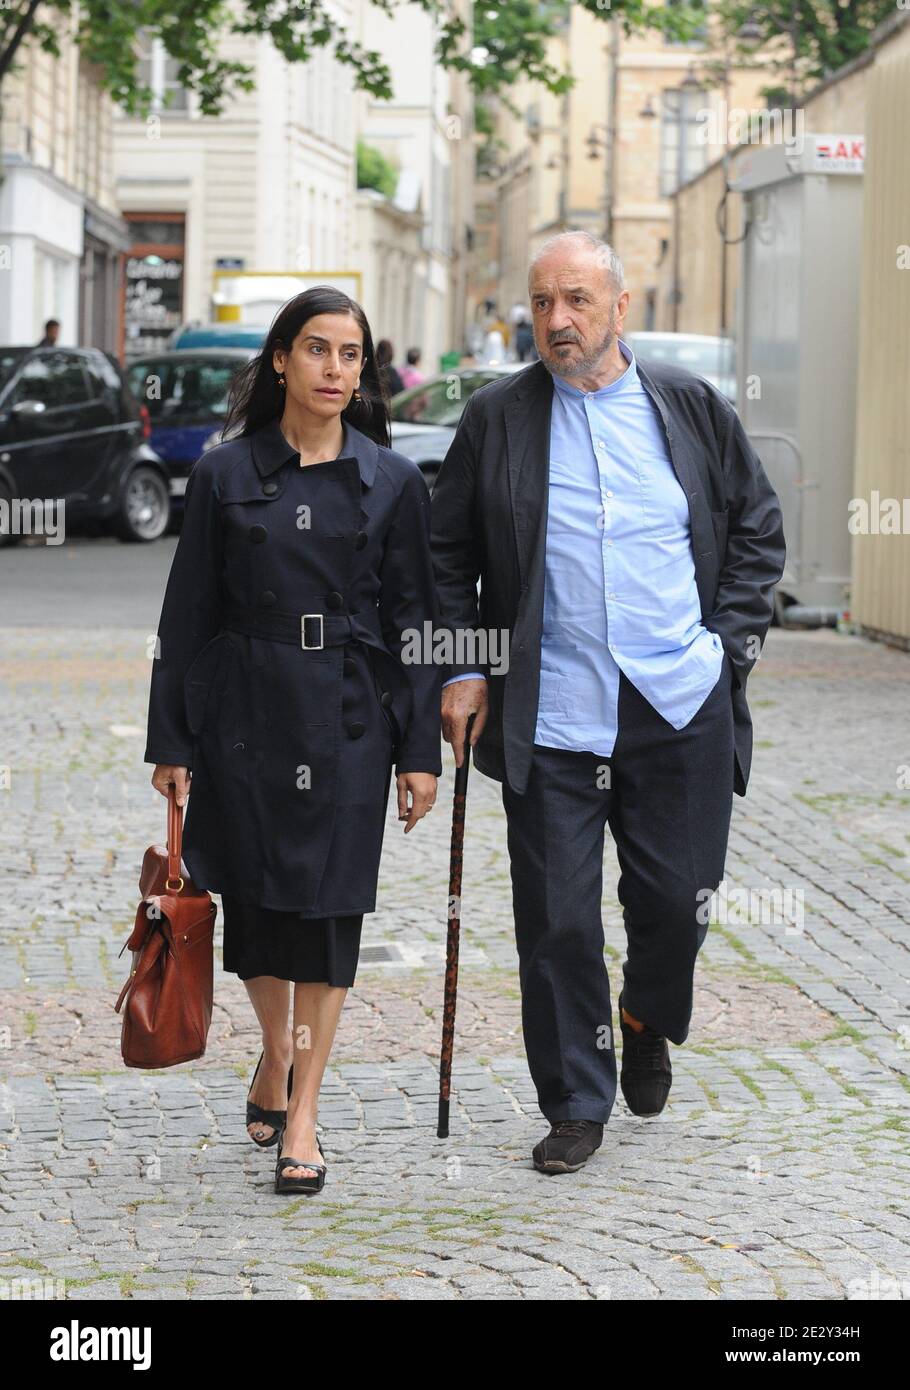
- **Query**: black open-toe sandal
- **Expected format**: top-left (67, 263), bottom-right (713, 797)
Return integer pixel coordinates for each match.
top-left (246, 1051), bottom-right (294, 1149)
top-left (274, 1127), bottom-right (326, 1194)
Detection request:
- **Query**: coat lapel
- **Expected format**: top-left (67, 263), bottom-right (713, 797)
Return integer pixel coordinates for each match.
top-left (635, 360), bottom-right (719, 614)
top-left (251, 416), bottom-right (379, 489)
top-left (504, 360), bottom-right (553, 586)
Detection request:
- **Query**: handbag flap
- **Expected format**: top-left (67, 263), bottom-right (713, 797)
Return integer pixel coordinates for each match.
top-left (139, 843), bottom-right (204, 898)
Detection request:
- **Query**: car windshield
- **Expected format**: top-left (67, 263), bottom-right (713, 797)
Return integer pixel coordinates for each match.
top-left (0, 349), bottom-right (29, 394)
top-left (127, 357), bottom-right (245, 422)
top-left (390, 373), bottom-right (499, 426)
top-left (628, 336), bottom-right (734, 375)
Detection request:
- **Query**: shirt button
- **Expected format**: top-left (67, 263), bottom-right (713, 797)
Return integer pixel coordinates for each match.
top-left (608, 592), bottom-right (616, 599)
top-left (343, 657), bottom-right (355, 676)
top-left (355, 530), bottom-right (368, 550)
top-left (248, 524), bottom-right (267, 543)
top-left (347, 722), bottom-right (366, 739)
top-left (258, 589), bottom-right (277, 607)
top-left (596, 441), bottom-right (605, 450)
top-left (261, 481), bottom-right (279, 496)
top-left (606, 490), bottom-right (614, 498)
top-left (326, 591), bottom-right (344, 609)
top-left (606, 540), bottom-right (613, 547)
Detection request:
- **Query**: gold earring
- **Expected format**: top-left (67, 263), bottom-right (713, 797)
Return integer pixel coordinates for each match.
top-left (278, 374), bottom-right (286, 388)
top-left (353, 388), bottom-right (361, 401)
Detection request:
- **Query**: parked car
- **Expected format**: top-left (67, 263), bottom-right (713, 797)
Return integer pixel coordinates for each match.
top-left (125, 348), bottom-right (255, 516)
top-left (0, 346), bottom-right (170, 546)
top-left (166, 322), bottom-right (269, 351)
top-left (623, 332), bottom-right (737, 404)
top-left (390, 365), bottom-right (524, 490)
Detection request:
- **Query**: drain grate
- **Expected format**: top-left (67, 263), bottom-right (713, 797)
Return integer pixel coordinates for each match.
top-left (359, 943), bottom-right (403, 963)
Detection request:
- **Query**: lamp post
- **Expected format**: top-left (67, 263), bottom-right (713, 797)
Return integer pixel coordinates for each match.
top-left (585, 93), bottom-right (660, 245)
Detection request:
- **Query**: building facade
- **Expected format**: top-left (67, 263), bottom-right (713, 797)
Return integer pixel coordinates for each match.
top-left (485, 3), bottom-right (770, 331)
top-left (0, 9), bottom-right (130, 351)
top-left (112, 3), bottom-right (358, 358)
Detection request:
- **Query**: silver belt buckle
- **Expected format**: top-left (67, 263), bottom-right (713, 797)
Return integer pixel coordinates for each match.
top-left (301, 613), bottom-right (324, 650)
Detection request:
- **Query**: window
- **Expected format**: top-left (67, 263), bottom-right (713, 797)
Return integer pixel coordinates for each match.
top-left (659, 87), bottom-right (708, 196)
top-left (124, 218), bottom-right (185, 245)
top-left (126, 357), bottom-right (244, 423)
top-left (11, 354), bottom-right (90, 408)
top-left (137, 31), bottom-right (188, 114)
top-left (84, 353), bottom-right (123, 400)
top-left (0, 350), bottom-right (28, 395)
top-left (390, 373), bottom-right (500, 427)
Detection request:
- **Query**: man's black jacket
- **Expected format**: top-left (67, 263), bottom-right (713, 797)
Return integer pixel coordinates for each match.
top-left (429, 356), bottom-right (786, 797)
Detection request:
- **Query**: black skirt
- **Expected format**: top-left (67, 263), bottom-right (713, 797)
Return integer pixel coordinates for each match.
top-left (220, 892), bottom-right (364, 986)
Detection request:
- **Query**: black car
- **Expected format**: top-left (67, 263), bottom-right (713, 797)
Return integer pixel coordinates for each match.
top-left (0, 346), bottom-right (170, 546)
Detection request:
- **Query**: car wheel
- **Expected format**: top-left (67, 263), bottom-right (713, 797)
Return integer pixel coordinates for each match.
top-left (116, 466), bottom-right (171, 542)
top-left (0, 480), bottom-right (23, 548)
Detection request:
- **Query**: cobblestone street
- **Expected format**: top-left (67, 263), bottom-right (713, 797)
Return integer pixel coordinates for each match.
top-left (1, 539), bottom-right (909, 1301)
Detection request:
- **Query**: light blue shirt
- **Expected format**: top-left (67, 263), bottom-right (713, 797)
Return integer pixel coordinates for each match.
top-left (444, 340), bottom-right (723, 755)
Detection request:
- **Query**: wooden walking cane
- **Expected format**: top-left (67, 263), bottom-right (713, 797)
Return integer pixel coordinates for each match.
top-left (437, 712), bottom-right (476, 1138)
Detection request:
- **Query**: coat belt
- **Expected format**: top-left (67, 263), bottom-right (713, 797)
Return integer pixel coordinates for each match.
top-left (221, 603), bottom-right (384, 651)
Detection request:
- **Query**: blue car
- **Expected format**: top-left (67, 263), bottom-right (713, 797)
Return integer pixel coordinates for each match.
top-left (167, 322), bottom-right (269, 351)
top-left (125, 348), bottom-right (255, 518)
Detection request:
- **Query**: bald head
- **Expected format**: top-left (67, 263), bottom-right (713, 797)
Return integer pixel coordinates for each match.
top-left (528, 231), bottom-right (625, 297)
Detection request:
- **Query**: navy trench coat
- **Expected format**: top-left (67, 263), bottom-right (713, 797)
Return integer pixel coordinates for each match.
top-left (143, 415), bottom-right (443, 915)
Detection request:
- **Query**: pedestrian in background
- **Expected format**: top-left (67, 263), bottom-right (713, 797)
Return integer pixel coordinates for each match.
top-left (375, 338), bottom-right (405, 397)
top-left (36, 318), bottom-right (60, 347)
top-left (514, 309), bottom-right (535, 362)
top-left (144, 286), bottom-right (441, 1195)
top-left (484, 304), bottom-right (511, 350)
top-left (399, 348), bottom-right (425, 389)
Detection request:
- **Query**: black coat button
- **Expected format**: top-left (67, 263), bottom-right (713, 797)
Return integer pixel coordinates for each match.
top-left (262, 481), bottom-right (279, 496)
top-left (258, 590), bottom-right (277, 607)
top-left (326, 591), bottom-right (343, 609)
top-left (347, 722), bottom-right (365, 739)
top-left (355, 530), bottom-right (368, 550)
top-left (232, 741), bottom-right (245, 751)
top-left (249, 524), bottom-right (267, 543)
top-left (343, 657), bottom-right (355, 676)
top-left (379, 690), bottom-right (392, 709)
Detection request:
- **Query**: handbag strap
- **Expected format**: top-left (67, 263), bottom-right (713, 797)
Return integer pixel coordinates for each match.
top-left (166, 783), bottom-right (184, 891)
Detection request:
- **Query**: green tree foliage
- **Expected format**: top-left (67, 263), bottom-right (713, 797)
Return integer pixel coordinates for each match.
top-left (0, 0), bottom-right (897, 115)
top-left (356, 139), bottom-right (398, 198)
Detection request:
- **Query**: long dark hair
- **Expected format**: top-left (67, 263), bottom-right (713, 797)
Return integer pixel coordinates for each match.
top-left (224, 286), bottom-right (390, 447)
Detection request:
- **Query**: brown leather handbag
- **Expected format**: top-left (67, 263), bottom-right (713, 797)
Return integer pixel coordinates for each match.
top-left (115, 783), bottom-right (216, 1068)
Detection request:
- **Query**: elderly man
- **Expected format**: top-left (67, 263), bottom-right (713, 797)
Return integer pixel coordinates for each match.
top-left (430, 231), bottom-right (785, 1175)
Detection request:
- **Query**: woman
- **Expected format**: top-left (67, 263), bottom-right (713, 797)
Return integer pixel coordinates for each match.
top-left (143, 287), bottom-right (442, 1194)
top-left (375, 338), bottom-right (405, 397)
top-left (399, 348), bottom-right (425, 389)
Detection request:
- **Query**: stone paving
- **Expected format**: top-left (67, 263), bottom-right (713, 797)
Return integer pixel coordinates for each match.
top-left (1, 545), bottom-right (909, 1300)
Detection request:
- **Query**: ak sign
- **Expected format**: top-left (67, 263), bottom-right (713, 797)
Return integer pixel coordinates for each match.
top-left (808, 135), bottom-right (865, 174)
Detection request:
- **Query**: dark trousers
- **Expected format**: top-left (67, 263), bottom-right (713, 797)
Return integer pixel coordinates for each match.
top-left (501, 656), bottom-right (735, 1124)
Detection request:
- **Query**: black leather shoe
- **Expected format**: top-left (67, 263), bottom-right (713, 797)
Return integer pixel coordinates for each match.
top-left (246, 1051), bottom-right (294, 1148)
top-left (532, 1120), bottom-right (604, 1174)
top-left (618, 989), bottom-right (672, 1116)
top-left (274, 1127), bottom-right (326, 1195)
